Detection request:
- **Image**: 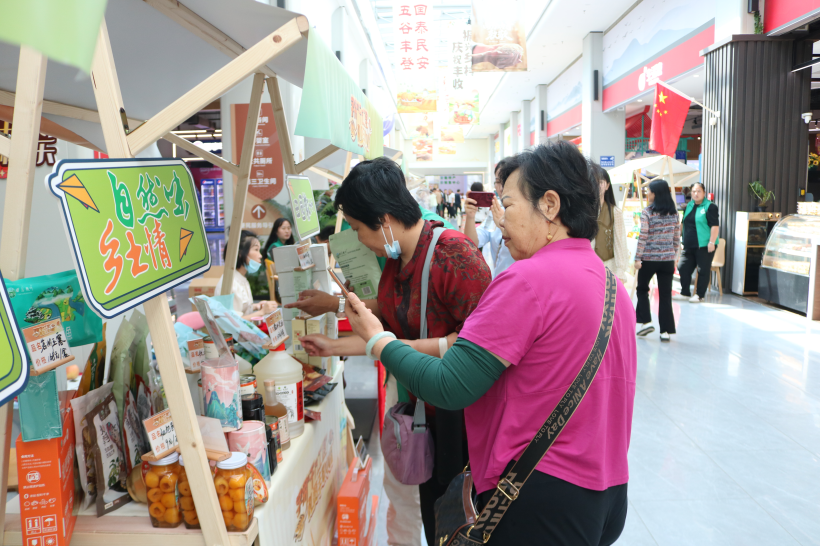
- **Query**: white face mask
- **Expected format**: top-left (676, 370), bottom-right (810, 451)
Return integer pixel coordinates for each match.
top-left (381, 224), bottom-right (401, 260)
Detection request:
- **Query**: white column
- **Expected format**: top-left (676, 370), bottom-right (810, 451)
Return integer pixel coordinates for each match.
top-left (521, 99), bottom-right (532, 150)
top-left (532, 84), bottom-right (548, 145)
top-left (582, 31), bottom-right (625, 167)
top-left (715, 0), bottom-right (755, 41)
top-left (487, 137), bottom-right (494, 186)
top-left (509, 111), bottom-right (520, 156)
top-left (498, 124), bottom-right (506, 158)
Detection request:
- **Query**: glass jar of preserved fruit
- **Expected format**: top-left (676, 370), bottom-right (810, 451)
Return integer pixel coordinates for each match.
top-left (214, 452), bottom-right (253, 532)
top-left (145, 453), bottom-right (182, 528)
top-left (177, 456), bottom-right (199, 529)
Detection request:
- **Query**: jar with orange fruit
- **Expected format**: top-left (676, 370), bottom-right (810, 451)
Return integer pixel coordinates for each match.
top-left (145, 453), bottom-right (182, 528)
top-left (177, 456), bottom-right (199, 529)
top-left (214, 452), bottom-right (254, 532)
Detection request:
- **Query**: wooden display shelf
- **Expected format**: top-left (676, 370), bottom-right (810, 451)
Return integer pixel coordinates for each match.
top-left (3, 516), bottom-right (258, 546)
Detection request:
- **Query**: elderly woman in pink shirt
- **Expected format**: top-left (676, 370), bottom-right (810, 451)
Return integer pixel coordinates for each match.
top-left (335, 141), bottom-right (637, 546)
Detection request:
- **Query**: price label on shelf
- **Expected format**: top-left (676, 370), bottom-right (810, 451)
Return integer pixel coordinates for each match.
top-left (143, 409), bottom-right (178, 458)
top-left (265, 308), bottom-right (289, 348)
top-left (187, 338), bottom-right (205, 373)
top-left (22, 319), bottom-right (74, 376)
top-left (296, 241), bottom-right (315, 270)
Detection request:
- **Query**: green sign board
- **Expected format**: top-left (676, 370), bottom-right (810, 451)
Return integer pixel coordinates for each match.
top-left (285, 175), bottom-right (321, 241)
top-left (294, 31), bottom-right (383, 160)
top-left (0, 271), bottom-right (29, 406)
top-left (48, 159), bottom-right (210, 319)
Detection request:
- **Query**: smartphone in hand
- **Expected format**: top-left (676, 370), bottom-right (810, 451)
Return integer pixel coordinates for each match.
top-left (468, 191), bottom-right (495, 208)
top-left (329, 269), bottom-right (350, 297)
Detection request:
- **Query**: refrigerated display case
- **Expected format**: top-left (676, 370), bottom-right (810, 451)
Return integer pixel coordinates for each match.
top-left (732, 212), bottom-right (781, 295)
top-left (759, 214), bottom-right (820, 316)
top-left (201, 178), bottom-right (225, 229)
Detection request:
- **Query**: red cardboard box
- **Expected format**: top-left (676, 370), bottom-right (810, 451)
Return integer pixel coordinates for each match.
top-left (16, 391), bottom-right (76, 546)
top-left (337, 458), bottom-right (372, 546)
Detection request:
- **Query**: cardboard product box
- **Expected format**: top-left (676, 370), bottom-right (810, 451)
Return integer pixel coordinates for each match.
top-left (277, 270), bottom-right (296, 299)
top-left (203, 265), bottom-right (224, 279)
top-left (309, 244), bottom-right (330, 271)
top-left (188, 277), bottom-right (218, 298)
top-left (337, 458), bottom-right (372, 546)
top-left (17, 392), bottom-right (77, 546)
top-left (306, 315), bottom-right (326, 336)
top-left (363, 495), bottom-right (379, 546)
top-left (272, 244), bottom-right (330, 274)
top-left (291, 318), bottom-right (307, 356)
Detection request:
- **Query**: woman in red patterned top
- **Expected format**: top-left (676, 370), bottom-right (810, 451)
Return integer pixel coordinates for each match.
top-left (300, 157), bottom-right (492, 546)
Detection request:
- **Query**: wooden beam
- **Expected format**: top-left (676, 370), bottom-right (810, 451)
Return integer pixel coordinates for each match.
top-left (91, 19), bottom-right (233, 546)
top-left (266, 76), bottom-right (297, 175)
top-left (0, 105), bottom-right (103, 152)
top-left (0, 133), bottom-right (8, 157)
top-left (127, 16), bottom-right (308, 156)
top-left (163, 131), bottom-right (240, 175)
top-left (391, 150), bottom-right (403, 161)
top-left (344, 151), bottom-right (352, 176)
top-left (295, 144), bottom-right (338, 174)
top-left (143, 0), bottom-right (277, 78)
top-left (308, 165), bottom-right (344, 183)
top-left (0, 45), bottom-right (47, 546)
top-left (0, 89), bottom-right (143, 128)
top-left (220, 73), bottom-right (266, 297)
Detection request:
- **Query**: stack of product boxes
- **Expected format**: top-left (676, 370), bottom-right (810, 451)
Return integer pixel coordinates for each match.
top-left (337, 457), bottom-right (378, 546)
top-left (273, 243), bottom-right (340, 375)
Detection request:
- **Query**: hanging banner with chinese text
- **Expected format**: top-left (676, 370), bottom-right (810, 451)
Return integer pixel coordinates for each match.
top-left (0, 271), bottom-right (29, 406)
top-left (48, 158), bottom-right (211, 319)
top-left (471, 0), bottom-right (528, 72)
top-left (295, 32), bottom-right (383, 160)
top-left (445, 22), bottom-right (474, 92)
top-left (394, 2), bottom-right (437, 109)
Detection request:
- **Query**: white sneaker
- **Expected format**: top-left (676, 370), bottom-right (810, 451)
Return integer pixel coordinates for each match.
top-left (672, 294), bottom-right (690, 301)
top-left (660, 332), bottom-right (670, 342)
top-left (636, 323), bottom-right (655, 337)
top-left (689, 295), bottom-right (704, 303)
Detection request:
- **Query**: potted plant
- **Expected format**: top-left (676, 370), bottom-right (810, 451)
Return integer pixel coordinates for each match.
top-left (748, 181), bottom-right (775, 211)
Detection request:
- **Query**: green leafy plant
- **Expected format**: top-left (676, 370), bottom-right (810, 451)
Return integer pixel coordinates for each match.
top-left (748, 181), bottom-right (775, 206)
top-left (754, 11), bottom-right (763, 34)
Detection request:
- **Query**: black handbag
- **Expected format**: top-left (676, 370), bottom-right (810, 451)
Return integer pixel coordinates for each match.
top-left (433, 267), bottom-right (618, 546)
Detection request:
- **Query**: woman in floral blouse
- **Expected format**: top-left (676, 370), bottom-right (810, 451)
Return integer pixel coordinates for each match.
top-left (300, 157), bottom-right (491, 546)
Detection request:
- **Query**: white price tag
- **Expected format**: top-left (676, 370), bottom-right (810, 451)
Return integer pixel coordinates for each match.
top-left (22, 319), bottom-right (74, 376)
top-left (265, 308), bottom-right (289, 348)
top-left (296, 241), bottom-right (315, 270)
top-left (142, 409), bottom-right (178, 458)
top-left (187, 338), bottom-right (205, 373)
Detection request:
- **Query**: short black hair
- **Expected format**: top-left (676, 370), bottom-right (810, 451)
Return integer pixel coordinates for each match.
top-left (648, 179), bottom-right (678, 216)
top-left (470, 182), bottom-right (484, 192)
top-left (692, 182), bottom-right (706, 192)
top-left (498, 141), bottom-right (599, 240)
top-left (334, 156), bottom-right (422, 230)
top-left (223, 229), bottom-right (259, 270)
top-left (316, 225), bottom-right (336, 242)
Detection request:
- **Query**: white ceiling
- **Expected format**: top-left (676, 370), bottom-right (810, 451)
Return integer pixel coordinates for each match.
top-left (369, 0), bottom-right (641, 138)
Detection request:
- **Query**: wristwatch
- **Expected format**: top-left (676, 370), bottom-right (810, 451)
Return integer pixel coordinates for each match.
top-left (337, 297), bottom-right (346, 314)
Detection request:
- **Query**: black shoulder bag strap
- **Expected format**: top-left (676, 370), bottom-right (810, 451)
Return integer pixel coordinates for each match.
top-left (454, 267), bottom-right (618, 545)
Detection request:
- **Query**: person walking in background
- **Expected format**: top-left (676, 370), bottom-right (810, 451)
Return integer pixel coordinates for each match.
top-left (674, 182), bottom-right (719, 303)
top-left (435, 188), bottom-right (444, 218)
top-left (592, 164), bottom-right (629, 282)
top-left (454, 189), bottom-right (463, 214)
top-left (464, 161), bottom-right (515, 277)
top-left (634, 179), bottom-right (680, 342)
top-left (427, 188), bottom-right (438, 213)
top-left (447, 190), bottom-right (456, 218)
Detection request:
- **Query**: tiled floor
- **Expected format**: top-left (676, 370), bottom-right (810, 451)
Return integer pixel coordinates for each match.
top-left (345, 289), bottom-right (820, 546)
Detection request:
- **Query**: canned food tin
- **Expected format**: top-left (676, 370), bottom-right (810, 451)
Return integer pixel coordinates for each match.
top-left (240, 374), bottom-right (257, 397)
top-left (202, 336), bottom-right (219, 360)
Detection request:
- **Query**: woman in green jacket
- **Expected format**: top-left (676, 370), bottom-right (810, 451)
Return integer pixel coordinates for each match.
top-left (675, 182), bottom-right (719, 303)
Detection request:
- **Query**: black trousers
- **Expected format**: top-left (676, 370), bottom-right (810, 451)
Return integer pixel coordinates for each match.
top-left (678, 246), bottom-right (715, 298)
top-left (476, 465), bottom-right (628, 546)
top-left (636, 260), bottom-right (676, 334)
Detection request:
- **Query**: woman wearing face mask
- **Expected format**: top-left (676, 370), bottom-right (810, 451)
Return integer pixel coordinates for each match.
top-left (339, 142), bottom-right (636, 545)
top-left (262, 217), bottom-right (295, 261)
top-left (215, 230), bottom-right (277, 319)
top-left (299, 157), bottom-right (492, 546)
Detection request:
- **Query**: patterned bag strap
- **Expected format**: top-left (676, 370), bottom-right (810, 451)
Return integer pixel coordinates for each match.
top-left (457, 268), bottom-right (618, 545)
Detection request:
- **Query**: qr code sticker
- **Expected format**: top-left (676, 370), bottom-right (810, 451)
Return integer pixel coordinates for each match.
top-left (362, 286), bottom-right (372, 295)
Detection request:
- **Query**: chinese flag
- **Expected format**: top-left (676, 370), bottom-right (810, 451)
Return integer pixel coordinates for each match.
top-left (649, 83), bottom-right (690, 156)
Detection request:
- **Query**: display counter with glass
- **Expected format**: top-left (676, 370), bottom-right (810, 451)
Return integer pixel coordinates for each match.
top-left (759, 214), bottom-right (820, 317)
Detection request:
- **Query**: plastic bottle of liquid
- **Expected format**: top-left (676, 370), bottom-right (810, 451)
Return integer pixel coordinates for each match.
top-left (253, 344), bottom-right (304, 438)
top-left (263, 379), bottom-right (291, 450)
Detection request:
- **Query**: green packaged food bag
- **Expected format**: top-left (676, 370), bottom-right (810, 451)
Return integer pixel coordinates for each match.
top-left (7, 270), bottom-right (103, 347)
top-left (18, 370), bottom-right (63, 442)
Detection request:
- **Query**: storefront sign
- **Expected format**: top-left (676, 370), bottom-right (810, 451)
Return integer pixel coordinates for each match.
top-left (232, 103), bottom-right (286, 233)
top-left (0, 271), bottom-right (29, 406)
top-left (285, 175), bottom-right (321, 241)
top-left (764, 0), bottom-right (820, 34)
top-left (295, 32), bottom-right (383, 160)
top-left (48, 158), bottom-right (210, 318)
top-left (470, 0), bottom-right (527, 72)
top-left (601, 156), bottom-right (615, 168)
top-left (143, 408), bottom-right (178, 459)
top-left (22, 319), bottom-right (73, 376)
